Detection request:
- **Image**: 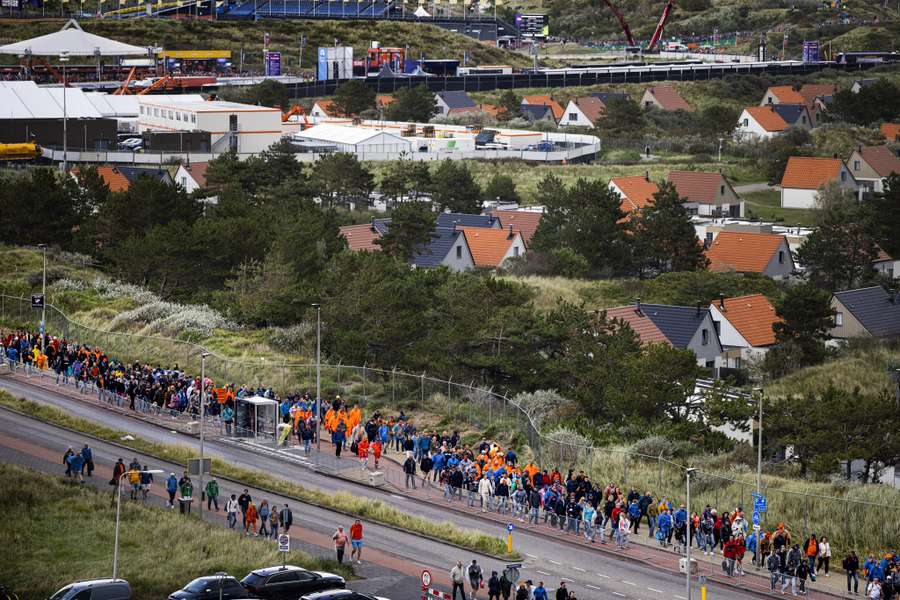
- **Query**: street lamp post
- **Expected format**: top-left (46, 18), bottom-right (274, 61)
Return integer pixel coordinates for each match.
top-left (113, 468), bottom-right (164, 579)
top-left (685, 467), bottom-right (698, 600)
top-left (59, 51), bottom-right (69, 172)
top-left (754, 387), bottom-right (764, 568)
top-left (199, 351), bottom-right (210, 519)
top-left (312, 303), bottom-right (321, 451)
top-left (37, 243), bottom-right (47, 357)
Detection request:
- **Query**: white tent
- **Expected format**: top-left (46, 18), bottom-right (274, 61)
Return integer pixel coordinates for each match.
top-left (413, 5), bottom-right (430, 17)
top-left (0, 19), bottom-right (148, 57)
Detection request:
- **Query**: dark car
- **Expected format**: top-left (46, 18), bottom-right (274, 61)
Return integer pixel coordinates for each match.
top-left (301, 591), bottom-right (390, 600)
top-left (168, 576), bottom-right (247, 600)
top-left (241, 566), bottom-right (345, 600)
top-left (49, 579), bottom-right (132, 600)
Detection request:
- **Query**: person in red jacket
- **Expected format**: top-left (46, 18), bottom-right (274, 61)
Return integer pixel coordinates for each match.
top-left (349, 519), bottom-right (364, 564)
top-left (734, 534), bottom-right (747, 576)
top-left (357, 437), bottom-right (369, 470)
top-left (723, 538), bottom-right (738, 577)
top-left (371, 439), bottom-right (382, 469)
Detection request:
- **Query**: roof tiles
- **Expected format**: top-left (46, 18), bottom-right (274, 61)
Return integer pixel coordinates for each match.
top-left (858, 145), bottom-right (900, 177)
top-left (712, 294), bottom-right (780, 347)
top-left (459, 227), bottom-right (517, 267)
top-left (834, 286), bottom-right (900, 337)
top-left (490, 210), bottom-right (543, 245)
top-left (667, 171), bottom-right (727, 204)
top-left (339, 223), bottom-right (382, 251)
top-left (645, 86), bottom-right (693, 111)
top-left (705, 231), bottom-right (788, 273)
top-left (604, 306), bottom-right (671, 345)
top-left (610, 175), bottom-right (659, 212)
top-left (780, 156), bottom-right (845, 190)
top-left (744, 106), bottom-right (789, 132)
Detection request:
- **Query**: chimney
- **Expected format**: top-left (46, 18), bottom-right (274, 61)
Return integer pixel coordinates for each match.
top-left (508, 224), bottom-right (514, 239)
top-left (858, 144), bottom-right (862, 153)
top-left (636, 297), bottom-right (642, 314)
top-left (719, 293), bottom-right (726, 310)
top-left (696, 301), bottom-right (702, 317)
top-left (645, 170), bottom-right (650, 182)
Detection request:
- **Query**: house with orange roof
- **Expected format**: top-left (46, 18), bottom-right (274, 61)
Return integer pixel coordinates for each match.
top-left (705, 230), bottom-right (794, 279)
top-left (91, 165), bottom-right (131, 193)
top-left (489, 210), bottom-right (543, 247)
top-left (760, 85), bottom-right (805, 106)
top-left (310, 99), bottom-right (340, 118)
top-left (873, 246), bottom-right (899, 280)
top-left (847, 144), bottom-right (900, 193)
top-left (761, 84), bottom-right (836, 125)
top-left (339, 222), bottom-right (383, 252)
top-left (521, 95), bottom-right (565, 121)
top-left (667, 170), bottom-right (744, 217)
top-left (734, 105), bottom-right (812, 140)
top-left (708, 293), bottom-right (781, 368)
top-left (458, 225), bottom-right (525, 268)
top-left (605, 300), bottom-right (723, 367)
top-left (558, 96), bottom-right (606, 127)
top-left (780, 156), bottom-right (859, 209)
top-left (881, 123), bottom-right (900, 142)
top-left (640, 85), bottom-right (693, 112)
top-left (609, 174), bottom-right (659, 214)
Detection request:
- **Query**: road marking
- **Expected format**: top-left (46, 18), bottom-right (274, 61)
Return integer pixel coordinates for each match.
top-left (572, 566), bottom-right (586, 572)
top-left (548, 559), bottom-right (561, 565)
top-left (675, 595), bottom-right (688, 599)
top-left (389, 494), bottom-right (404, 500)
top-left (612, 593), bottom-right (626, 597)
top-left (647, 587), bottom-right (665, 594)
top-left (586, 585), bottom-right (604, 591)
top-left (596, 573), bottom-right (611, 579)
top-left (561, 578), bottom-right (575, 582)
top-left (621, 580), bottom-right (637, 586)
top-left (525, 553), bottom-right (538, 559)
top-left (537, 570), bottom-right (551, 576)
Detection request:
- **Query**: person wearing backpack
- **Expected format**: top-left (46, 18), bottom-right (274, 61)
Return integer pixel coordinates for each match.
top-left (468, 560), bottom-right (484, 600)
top-left (782, 543), bottom-right (802, 596)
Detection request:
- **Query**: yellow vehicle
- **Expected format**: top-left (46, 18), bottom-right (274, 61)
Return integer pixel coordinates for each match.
top-left (0, 142), bottom-right (42, 161)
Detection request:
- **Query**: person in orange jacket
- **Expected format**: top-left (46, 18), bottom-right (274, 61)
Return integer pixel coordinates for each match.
top-left (371, 439), bottom-right (382, 469)
top-left (245, 501), bottom-right (258, 536)
top-left (357, 437), bottom-right (369, 470)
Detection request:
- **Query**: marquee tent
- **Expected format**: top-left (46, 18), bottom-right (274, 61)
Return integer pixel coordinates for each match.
top-left (0, 19), bottom-right (148, 57)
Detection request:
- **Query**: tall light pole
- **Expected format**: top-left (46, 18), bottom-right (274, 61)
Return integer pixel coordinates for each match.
top-left (114, 468), bottom-right (164, 579)
top-left (312, 303), bottom-right (322, 451)
top-left (199, 351), bottom-right (210, 519)
top-left (59, 51), bottom-right (69, 172)
top-left (754, 387), bottom-right (764, 568)
top-left (685, 467), bottom-right (698, 600)
top-left (37, 243), bottom-right (47, 357)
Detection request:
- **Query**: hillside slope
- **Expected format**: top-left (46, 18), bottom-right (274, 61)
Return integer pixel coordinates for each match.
top-left (0, 18), bottom-right (528, 69)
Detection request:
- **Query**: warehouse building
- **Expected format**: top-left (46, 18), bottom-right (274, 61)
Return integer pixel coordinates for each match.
top-left (293, 123), bottom-right (411, 155)
top-left (137, 97), bottom-right (282, 154)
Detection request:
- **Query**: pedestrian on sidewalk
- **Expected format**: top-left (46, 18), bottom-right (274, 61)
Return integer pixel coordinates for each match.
top-left (797, 557), bottom-right (810, 595)
top-left (487, 572), bottom-right (501, 600)
top-left (139, 464), bottom-right (153, 500)
top-left (817, 536), bottom-right (831, 577)
top-left (238, 489), bottom-right (252, 528)
top-left (844, 551), bottom-right (860, 595)
top-left (68, 451), bottom-right (85, 484)
top-left (226, 494), bottom-right (239, 529)
top-left (403, 451), bottom-right (417, 489)
top-left (555, 581), bottom-right (568, 600)
top-left (332, 526), bottom-right (349, 564)
top-left (63, 447), bottom-right (74, 478)
top-left (768, 551), bottom-right (783, 591)
top-left (803, 533), bottom-right (819, 582)
top-left (450, 561), bottom-right (466, 600)
top-left (269, 506), bottom-right (280, 539)
top-left (279, 503), bottom-right (293, 533)
top-left (532, 581), bottom-right (548, 600)
top-left (206, 478), bottom-right (220, 511)
top-left (782, 543), bottom-right (801, 596)
top-left (372, 439), bottom-right (382, 470)
top-left (514, 583), bottom-right (528, 600)
top-left (468, 560), bottom-right (484, 600)
top-left (166, 472), bottom-right (178, 509)
top-left (178, 474), bottom-right (193, 515)
top-left (499, 571), bottom-right (512, 600)
top-left (350, 519), bottom-right (364, 564)
top-left (258, 500), bottom-right (271, 537)
top-left (420, 452), bottom-right (433, 487)
top-left (357, 437), bottom-right (369, 471)
top-left (81, 444), bottom-right (94, 477)
top-left (245, 501), bottom-right (258, 535)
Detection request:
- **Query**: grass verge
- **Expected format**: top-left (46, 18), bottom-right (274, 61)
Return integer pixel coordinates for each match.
top-left (0, 391), bottom-right (517, 560)
top-left (0, 461), bottom-right (347, 600)
top-left (742, 189), bottom-right (818, 226)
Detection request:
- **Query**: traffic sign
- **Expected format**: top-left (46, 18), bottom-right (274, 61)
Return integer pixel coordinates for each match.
top-left (421, 570), bottom-right (432, 587)
top-left (31, 294), bottom-right (44, 309)
top-left (754, 495), bottom-right (767, 513)
top-left (752, 511), bottom-right (760, 526)
top-left (753, 524), bottom-right (761, 531)
top-left (278, 534), bottom-right (290, 552)
top-left (507, 523), bottom-right (514, 532)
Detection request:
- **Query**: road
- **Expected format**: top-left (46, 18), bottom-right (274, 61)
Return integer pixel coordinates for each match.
top-left (0, 374), bottom-right (764, 600)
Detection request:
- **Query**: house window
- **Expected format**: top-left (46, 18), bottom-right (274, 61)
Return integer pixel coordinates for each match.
top-left (569, 112), bottom-right (578, 121)
top-left (513, 246), bottom-right (520, 257)
top-left (139, 106), bottom-right (144, 115)
top-left (840, 171), bottom-right (847, 182)
top-left (153, 108), bottom-right (159, 117)
top-left (742, 118), bottom-right (748, 126)
top-left (801, 115), bottom-right (807, 124)
top-left (720, 184), bottom-right (725, 195)
top-left (778, 250), bottom-right (785, 264)
top-left (176, 112), bottom-right (181, 121)
top-left (191, 114), bottom-right (196, 124)
top-left (181, 177), bottom-right (187, 187)
top-left (701, 328), bottom-right (709, 346)
top-left (767, 97), bottom-right (773, 104)
top-left (853, 160), bottom-right (860, 170)
top-left (835, 312), bottom-right (843, 326)
top-left (456, 245), bottom-right (462, 260)
top-left (713, 320), bottom-right (721, 335)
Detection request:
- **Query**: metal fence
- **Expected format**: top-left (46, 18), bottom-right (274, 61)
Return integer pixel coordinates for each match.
top-left (1, 293), bottom-right (897, 554)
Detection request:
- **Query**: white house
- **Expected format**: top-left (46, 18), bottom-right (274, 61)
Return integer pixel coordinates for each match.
top-left (558, 96), bottom-right (606, 127)
top-left (734, 105), bottom-right (812, 140)
top-left (780, 156), bottom-right (859, 209)
top-left (708, 293), bottom-right (780, 369)
top-left (138, 97), bottom-right (282, 154)
top-left (847, 145), bottom-right (900, 193)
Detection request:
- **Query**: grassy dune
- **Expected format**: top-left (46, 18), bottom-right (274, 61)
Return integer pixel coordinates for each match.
top-left (0, 461), bottom-right (347, 600)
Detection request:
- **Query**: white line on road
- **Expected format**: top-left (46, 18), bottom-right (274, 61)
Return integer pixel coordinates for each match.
top-left (596, 573), bottom-right (611, 579)
top-left (612, 593), bottom-right (626, 597)
top-left (675, 595), bottom-right (688, 599)
top-left (537, 570), bottom-right (551, 576)
top-left (647, 587), bottom-right (665, 594)
top-left (561, 578), bottom-right (575, 582)
top-left (621, 581), bottom-right (637, 586)
top-left (549, 559), bottom-right (561, 565)
top-left (525, 553), bottom-right (538, 559)
top-left (572, 567), bottom-right (586, 572)
top-left (389, 494), bottom-right (404, 500)
top-left (585, 585), bottom-right (604, 591)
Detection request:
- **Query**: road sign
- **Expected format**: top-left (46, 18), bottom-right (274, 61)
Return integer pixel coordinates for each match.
top-left (421, 570), bottom-right (432, 587)
top-left (507, 523), bottom-right (514, 532)
top-left (752, 511), bottom-right (760, 526)
top-left (188, 458), bottom-right (211, 476)
top-left (753, 524), bottom-right (761, 531)
top-left (754, 495), bottom-right (767, 513)
top-left (31, 294), bottom-right (44, 309)
top-left (278, 534), bottom-right (290, 552)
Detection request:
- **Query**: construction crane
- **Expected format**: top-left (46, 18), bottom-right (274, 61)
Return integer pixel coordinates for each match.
top-left (601, 0), bottom-right (676, 51)
top-left (281, 104), bottom-right (310, 128)
top-left (114, 66), bottom-right (137, 95)
top-left (136, 74), bottom-right (176, 95)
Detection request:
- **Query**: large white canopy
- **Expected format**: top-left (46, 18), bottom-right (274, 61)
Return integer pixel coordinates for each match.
top-left (0, 19), bottom-right (149, 57)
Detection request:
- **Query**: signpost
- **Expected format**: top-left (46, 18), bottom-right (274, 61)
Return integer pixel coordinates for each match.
top-left (278, 534), bottom-right (290, 567)
top-left (30, 294), bottom-right (44, 309)
top-left (421, 570), bottom-right (432, 588)
top-left (752, 492), bottom-right (767, 513)
top-left (752, 511), bottom-right (760, 526)
top-left (264, 51), bottom-right (282, 76)
top-left (506, 523), bottom-right (514, 554)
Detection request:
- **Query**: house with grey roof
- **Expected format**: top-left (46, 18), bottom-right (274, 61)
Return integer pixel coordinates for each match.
top-left (830, 286), bottom-right (900, 339)
top-left (437, 212), bottom-right (500, 229)
top-left (434, 91), bottom-right (477, 117)
top-left (769, 104), bottom-right (812, 129)
top-left (519, 104), bottom-right (557, 124)
top-left (411, 227), bottom-right (475, 270)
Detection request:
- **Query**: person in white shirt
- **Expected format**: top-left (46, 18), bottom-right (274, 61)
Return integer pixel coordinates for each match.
top-left (817, 536), bottom-right (832, 577)
top-left (478, 476), bottom-right (494, 513)
top-left (225, 494), bottom-right (239, 529)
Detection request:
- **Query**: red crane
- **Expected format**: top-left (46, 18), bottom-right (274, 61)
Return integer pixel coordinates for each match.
top-left (601, 0), bottom-right (676, 51)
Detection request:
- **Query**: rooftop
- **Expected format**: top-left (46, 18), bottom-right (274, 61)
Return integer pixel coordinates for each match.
top-left (610, 175), bottom-right (659, 212)
top-left (667, 170), bottom-right (729, 204)
top-left (437, 90), bottom-right (476, 110)
top-left (644, 85), bottom-right (693, 112)
top-left (522, 95), bottom-right (565, 121)
top-left (604, 305), bottom-right (670, 345)
top-left (339, 223), bottom-right (382, 251)
top-left (766, 85), bottom-right (804, 104)
top-left (437, 213), bottom-right (498, 229)
top-left (138, 98), bottom-right (279, 113)
top-left (856, 145), bottom-right (900, 177)
top-left (881, 123), bottom-right (900, 142)
top-left (780, 156), bottom-right (845, 190)
top-left (712, 293), bottom-right (780, 347)
top-left (572, 96), bottom-right (606, 123)
top-left (744, 106), bottom-right (789, 133)
top-left (705, 231), bottom-right (789, 273)
top-left (459, 226), bottom-right (518, 267)
top-left (490, 210), bottom-right (543, 246)
top-left (833, 286), bottom-right (900, 337)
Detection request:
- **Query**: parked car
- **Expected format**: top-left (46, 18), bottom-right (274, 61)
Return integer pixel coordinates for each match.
top-left (168, 576), bottom-right (246, 600)
top-left (241, 566), bottom-right (345, 600)
top-left (49, 579), bottom-right (132, 600)
top-left (301, 591), bottom-right (390, 600)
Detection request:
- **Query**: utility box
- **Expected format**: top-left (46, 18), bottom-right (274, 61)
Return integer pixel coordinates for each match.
top-left (317, 46), bottom-right (354, 81)
top-left (679, 558), bottom-right (698, 575)
top-left (186, 421), bottom-right (201, 435)
top-left (368, 471), bottom-right (385, 487)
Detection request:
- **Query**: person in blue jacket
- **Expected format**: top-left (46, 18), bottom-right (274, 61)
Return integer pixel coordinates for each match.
top-left (657, 508), bottom-right (673, 546)
top-left (166, 472), bottom-right (178, 509)
top-left (67, 452), bottom-right (85, 483)
top-left (673, 504), bottom-right (688, 548)
top-left (81, 444), bottom-right (94, 477)
top-left (333, 427), bottom-right (346, 459)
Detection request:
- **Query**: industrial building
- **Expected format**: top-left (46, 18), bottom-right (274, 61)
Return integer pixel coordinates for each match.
top-left (292, 123), bottom-right (411, 154)
top-left (137, 97), bottom-right (282, 154)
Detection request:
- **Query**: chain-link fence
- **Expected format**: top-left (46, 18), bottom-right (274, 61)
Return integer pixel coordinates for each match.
top-left (1, 293), bottom-right (897, 555)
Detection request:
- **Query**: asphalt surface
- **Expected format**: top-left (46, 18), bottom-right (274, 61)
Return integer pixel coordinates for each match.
top-left (0, 374), bottom-right (763, 600)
